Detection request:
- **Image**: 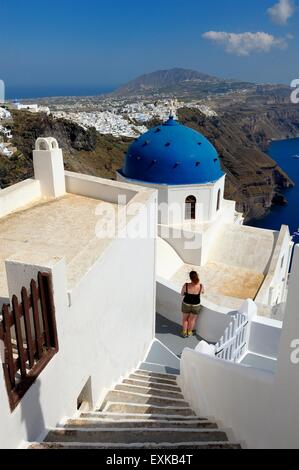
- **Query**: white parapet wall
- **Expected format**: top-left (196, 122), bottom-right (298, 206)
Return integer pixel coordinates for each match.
top-left (157, 278), bottom-right (233, 342)
top-left (248, 316), bottom-right (282, 359)
top-left (157, 277), bottom-right (282, 353)
top-left (180, 348), bottom-right (274, 448)
top-left (0, 179), bottom-right (41, 218)
top-left (180, 245), bottom-right (299, 449)
top-left (65, 171), bottom-right (138, 204)
top-left (255, 225), bottom-right (292, 306)
top-left (0, 137), bottom-right (67, 220)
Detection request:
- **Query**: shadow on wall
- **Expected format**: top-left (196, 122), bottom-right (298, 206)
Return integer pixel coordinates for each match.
top-left (20, 379), bottom-right (46, 444)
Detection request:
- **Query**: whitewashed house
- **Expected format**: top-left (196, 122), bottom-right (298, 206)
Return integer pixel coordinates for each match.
top-left (12, 102), bottom-right (50, 115)
top-left (0, 137), bottom-right (157, 448)
top-left (12, 102), bottom-right (39, 112)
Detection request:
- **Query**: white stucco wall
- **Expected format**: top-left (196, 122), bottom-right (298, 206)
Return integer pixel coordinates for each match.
top-left (67, 171), bottom-right (138, 205)
top-left (255, 226), bottom-right (292, 306)
top-left (158, 226), bottom-right (204, 266)
top-left (156, 278), bottom-right (282, 348)
top-left (166, 185), bottom-right (211, 224)
top-left (249, 316), bottom-right (282, 359)
top-left (0, 179), bottom-right (41, 218)
top-left (157, 279), bottom-right (233, 342)
top-left (117, 172), bottom-right (226, 225)
top-left (156, 238), bottom-right (184, 280)
top-left (208, 224), bottom-right (278, 274)
top-left (180, 246), bottom-right (299, 449)
top-left (201, 199), bottom-right (237, 265)
top-left (0, 190), bottom-right (157, 449)
top-left (180, 349), bottom-right (274, 448)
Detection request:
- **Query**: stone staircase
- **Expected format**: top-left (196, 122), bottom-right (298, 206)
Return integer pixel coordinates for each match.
top-left (30, 369), bottom-right (241, 449)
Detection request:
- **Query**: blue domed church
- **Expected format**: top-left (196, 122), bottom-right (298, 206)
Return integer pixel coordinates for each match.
top-left (117, 116), bottom-right (297, 451)
top-left (117, 112), bottom-right (292, 339)
top-left (117, 115), bottom-right (228, 229)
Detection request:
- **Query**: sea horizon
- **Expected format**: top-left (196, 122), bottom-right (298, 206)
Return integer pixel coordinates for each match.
top-left (4, 84), bottom-right (118, 100)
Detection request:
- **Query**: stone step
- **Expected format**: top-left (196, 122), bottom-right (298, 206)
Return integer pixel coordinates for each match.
top-left (81, 412), bottom-right (204, 421)
top-left (139, 362), bottom-right (180, 376)
top-left (129, 374), bottom-right (178, 386)
top-left (123, 378), bottom-right (181, 392)
top-left (30, 442), bottom-right (241, 449)
top-left (136, 370), bottom-right (179, 380)
top-left (65, 418), bottom-right (218, 430)
top-left (101, 390), bottom-right (189, 409)
top-left (114, 384), bottom-right (184, 399)
top-left (103, 403), bottom-right (196, 416)
top-left (45, 428), bottom-right (229, 444)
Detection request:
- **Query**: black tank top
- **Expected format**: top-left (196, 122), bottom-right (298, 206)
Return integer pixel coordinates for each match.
top-left (183, 284), bottom-right (202, 306)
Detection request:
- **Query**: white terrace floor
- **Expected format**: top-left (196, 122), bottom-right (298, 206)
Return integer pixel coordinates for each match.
top-left (0, 194), bottom-right (117, 297)
top-left (158, 223), bottom-right (280, 312)
top-left (171, 262), bottom-right (265, 310)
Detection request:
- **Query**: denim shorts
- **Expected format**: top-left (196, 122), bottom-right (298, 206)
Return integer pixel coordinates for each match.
top-left (182, 302), bottom-right (201, 315)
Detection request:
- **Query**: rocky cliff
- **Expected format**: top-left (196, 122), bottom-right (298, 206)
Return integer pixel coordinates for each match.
top-left (2, 105), bottom-right (299, 222)
top-left (0, 110), bottom-right (129, 188)
top-left (178, 107), bottom-right (296, 220)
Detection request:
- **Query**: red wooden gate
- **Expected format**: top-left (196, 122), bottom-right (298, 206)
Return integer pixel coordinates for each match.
top-left (0, 272), bottom-right (58, 411)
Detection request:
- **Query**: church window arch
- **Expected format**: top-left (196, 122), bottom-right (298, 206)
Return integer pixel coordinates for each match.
top-left (185, 196), bottom-right (197, 220)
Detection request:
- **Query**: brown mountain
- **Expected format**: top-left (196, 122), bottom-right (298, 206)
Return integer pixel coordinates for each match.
top-left (112, 68), bottom-right (253, 97)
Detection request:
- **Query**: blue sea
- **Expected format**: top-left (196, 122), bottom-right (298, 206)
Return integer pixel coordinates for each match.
top-left (5, 85), bottom-right (117, 100)
top-left (249, 138), bottom-right (299, 238)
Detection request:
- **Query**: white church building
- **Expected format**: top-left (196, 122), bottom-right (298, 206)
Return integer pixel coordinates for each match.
top-left (0, 118), bottom-right (298, 449)
top-left (117, 115), bottom-right (292, 339)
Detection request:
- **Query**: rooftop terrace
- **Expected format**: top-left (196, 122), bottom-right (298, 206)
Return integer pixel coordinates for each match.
top-left (0, 193), bottom-right (117, 297)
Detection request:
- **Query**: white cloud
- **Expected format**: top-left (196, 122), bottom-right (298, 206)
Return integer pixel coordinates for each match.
top-left (268, 0), bottom-right (295, 25)
top-left (202, 31), bottom-right (289, 56)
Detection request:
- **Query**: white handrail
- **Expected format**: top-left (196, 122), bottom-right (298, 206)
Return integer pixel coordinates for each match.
top-left (215, 299), bottom-right (257, 362)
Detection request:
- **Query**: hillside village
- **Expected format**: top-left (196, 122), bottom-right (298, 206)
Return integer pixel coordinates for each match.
top-left (53, 99), bottom-right (218, 138)
top-left (1, 93), bottom-right (299, 222)
top-left (0, 107), bottom-right (13, 158)
top-left (0, 99), bottom-right (217, 149)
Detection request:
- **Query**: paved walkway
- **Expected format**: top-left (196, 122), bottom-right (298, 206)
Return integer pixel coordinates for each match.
top-left (156, 314), bottom-right (201, 359)
top-left (153, 316), bottom-right (277, 375)
top-left (141, 314), bottom-right (203, 375)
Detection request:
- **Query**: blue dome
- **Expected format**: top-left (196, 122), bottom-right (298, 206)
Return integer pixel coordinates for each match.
top-left (119, 117), bottom-right (224, 186)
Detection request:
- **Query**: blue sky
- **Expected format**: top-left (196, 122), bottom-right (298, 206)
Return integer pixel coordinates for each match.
top-left (1, 0), bottom-right (298, 96)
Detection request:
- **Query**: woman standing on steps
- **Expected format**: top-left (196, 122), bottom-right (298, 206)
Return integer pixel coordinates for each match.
top-left (181, 271), bottom-right (205, 339)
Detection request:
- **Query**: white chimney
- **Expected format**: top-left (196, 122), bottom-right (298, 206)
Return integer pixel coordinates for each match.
top-left (33, 137), bottom-right (66, 198)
